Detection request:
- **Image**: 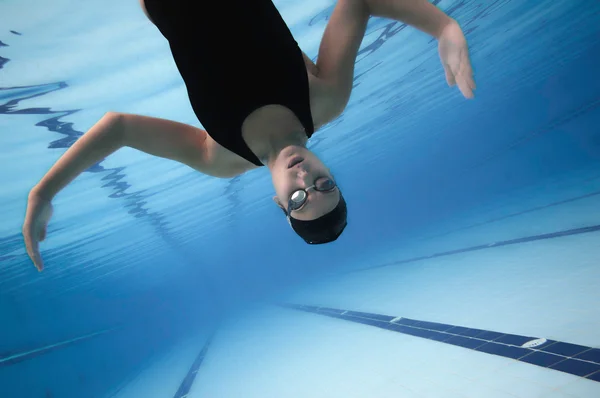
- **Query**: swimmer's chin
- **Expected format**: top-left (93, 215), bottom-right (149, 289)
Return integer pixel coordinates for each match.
top-left (266, 145), bottom-right (306, 168)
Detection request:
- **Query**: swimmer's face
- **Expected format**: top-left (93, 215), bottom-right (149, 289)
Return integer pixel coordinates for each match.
top-left (270, 146), bottom-right (340, 221)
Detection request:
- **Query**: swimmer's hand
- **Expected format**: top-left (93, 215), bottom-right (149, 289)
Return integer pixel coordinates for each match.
top-left (437, 21), bottom-right (476, 99)
top-left (22, 189), bottom-right (53, 272)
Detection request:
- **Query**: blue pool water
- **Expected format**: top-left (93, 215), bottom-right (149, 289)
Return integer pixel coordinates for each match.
top-left (1, 0), bottom-right (599, 396)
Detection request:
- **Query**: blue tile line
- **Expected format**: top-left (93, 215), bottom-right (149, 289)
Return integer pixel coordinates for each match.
top-left (173, 334), bottom-right (214, 398)
top-left (348, 224), bottom-right (600, 273)
top-left (0, 327), bottom-right (118, 367)
top-left (281, 304), bottom-right (600, 382)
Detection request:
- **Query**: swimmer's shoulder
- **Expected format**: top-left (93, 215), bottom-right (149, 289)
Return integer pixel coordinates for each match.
top-left (201, 134), bottom-right (261, 177)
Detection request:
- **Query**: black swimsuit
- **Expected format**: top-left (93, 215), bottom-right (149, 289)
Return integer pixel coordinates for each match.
top-left (144, 0), bottom-right (315, 166)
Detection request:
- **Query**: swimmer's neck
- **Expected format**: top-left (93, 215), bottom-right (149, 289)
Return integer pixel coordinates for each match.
top-left (261, 130), bottom-right (308, 168)
top-left (240, 104), bottom-right (310, 167)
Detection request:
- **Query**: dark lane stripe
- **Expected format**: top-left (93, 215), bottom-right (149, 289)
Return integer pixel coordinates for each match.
top-left (173, 333), bottom-right (215, 398)
top-left (417, 187), bottom-right (600, 242)
top-left (0, 328), bottom-right (117, 367)
top-left (281, 304), bottom-right (600, 382)
top-left (350, 224), bottom-right (600, 273)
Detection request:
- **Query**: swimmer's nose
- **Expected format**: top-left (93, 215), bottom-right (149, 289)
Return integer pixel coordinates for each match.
top-left (296, 168), bottom-right (310, 182)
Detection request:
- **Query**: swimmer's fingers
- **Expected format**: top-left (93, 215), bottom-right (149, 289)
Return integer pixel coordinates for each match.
top-left (455, 51), bottom-right (476, 99)
top-left (23, 223), bottom-right (44, 272)
top-left (23, 190), bottom-right (53, 272)
top-left (463, 51), bottom-right (476, 91)
top-left (443, 64), bottom-right (456, 87)
top-left (39, 224), bottom-right (47, 242)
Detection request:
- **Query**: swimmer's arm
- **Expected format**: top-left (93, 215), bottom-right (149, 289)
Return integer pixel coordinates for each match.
top-left (32, 112), bottom-right (213, 200)
top-left (313, 0), bottom-right (471, 122)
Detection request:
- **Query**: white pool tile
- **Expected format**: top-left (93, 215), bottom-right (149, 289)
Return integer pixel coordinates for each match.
top-left (559, 378), bottom-right (600, 398)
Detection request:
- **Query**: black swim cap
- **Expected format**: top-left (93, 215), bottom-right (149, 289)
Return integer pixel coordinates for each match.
top-left (289, 192), bottom-right (348, 244)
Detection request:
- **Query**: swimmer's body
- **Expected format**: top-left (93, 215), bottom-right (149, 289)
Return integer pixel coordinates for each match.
top-left (23, 0), bottom-right (475, 270)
